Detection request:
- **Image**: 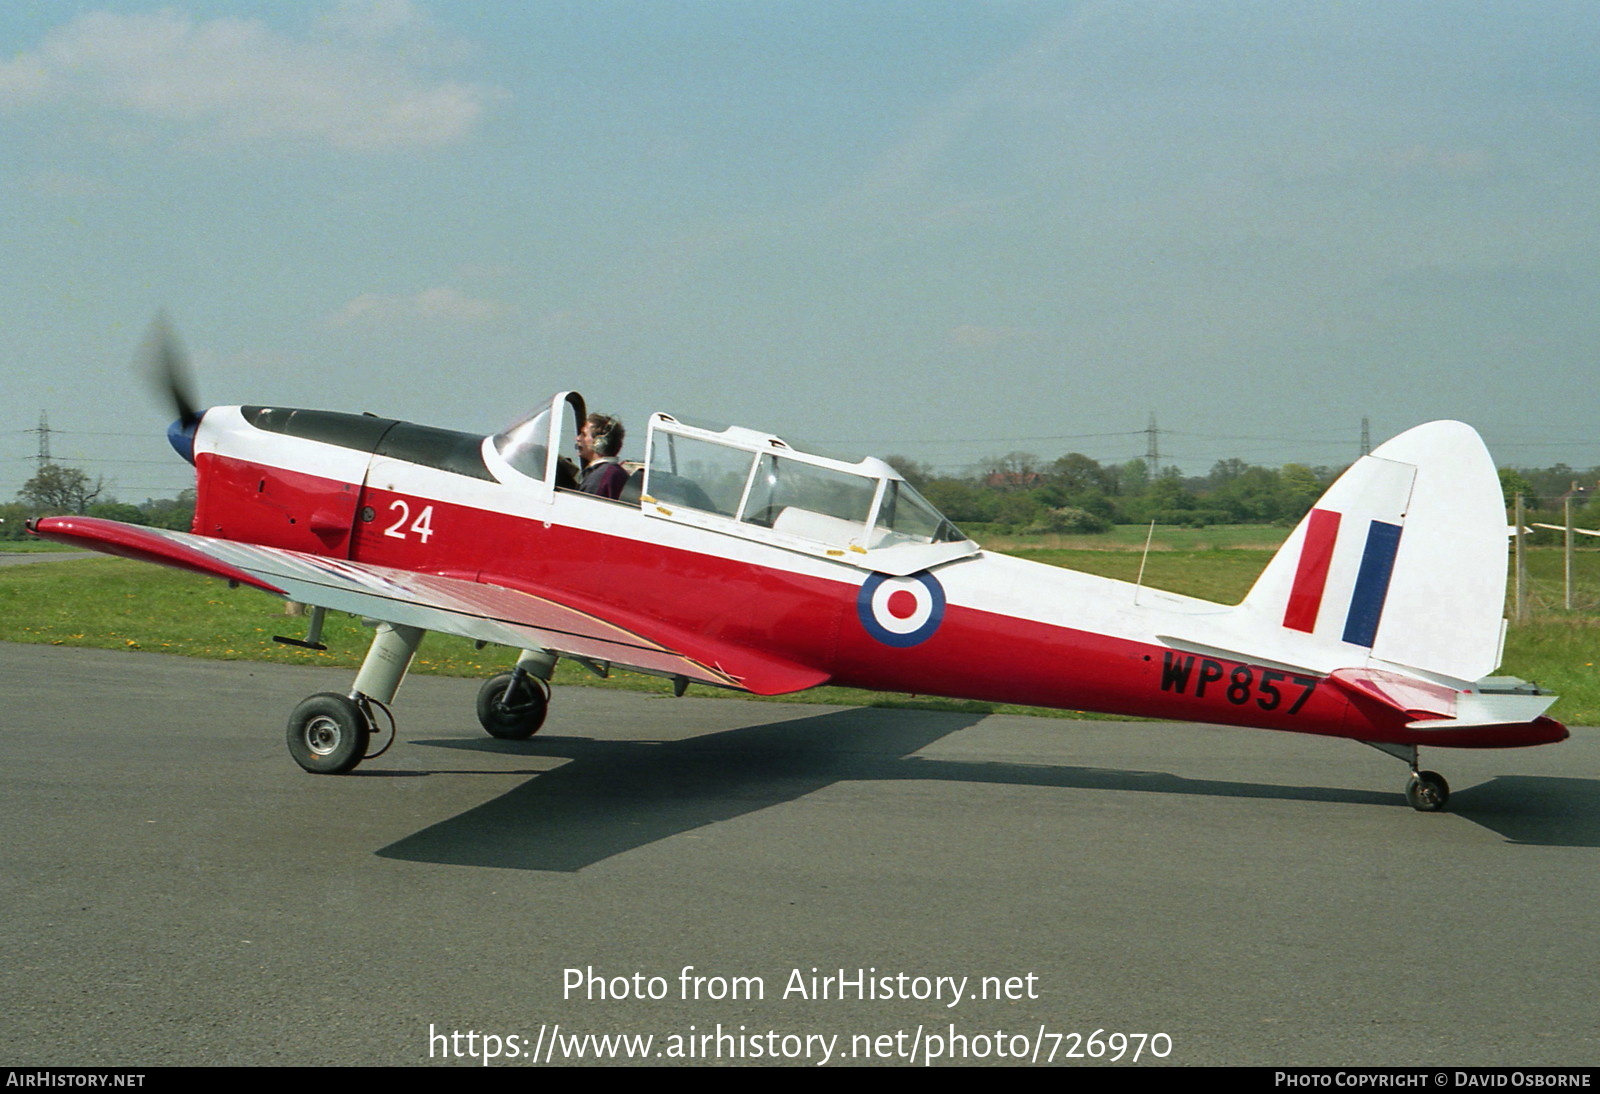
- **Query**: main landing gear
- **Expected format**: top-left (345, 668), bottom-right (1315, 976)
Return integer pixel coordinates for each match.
top-left (475, 649), bottom-right (557, 740)
top-left (1366, 743), bottom-right (1451, 812)
top-left (284, 629), bottom-right (560, 774)
top-left (286, 692), bottom-right (374, 774)
top-left (285, 621), bottom-right (419, 775)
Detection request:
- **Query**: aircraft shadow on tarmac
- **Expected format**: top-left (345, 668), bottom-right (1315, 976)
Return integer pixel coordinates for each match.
top-left (1442, 776), bottom-right (1600, 846)
top-left (373, 708), bottom-right (1600, 871)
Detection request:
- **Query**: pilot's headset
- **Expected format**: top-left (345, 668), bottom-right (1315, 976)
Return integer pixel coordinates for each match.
top-left (590, 416), bottom-right (624, 458)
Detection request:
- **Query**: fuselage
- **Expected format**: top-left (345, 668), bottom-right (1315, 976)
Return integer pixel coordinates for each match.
top-left (180, 403), bottom-right (1564, 751)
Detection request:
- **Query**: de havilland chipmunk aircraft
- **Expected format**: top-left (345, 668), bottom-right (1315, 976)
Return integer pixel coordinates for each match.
top-left (28, 326), bottom-right (1566, 811)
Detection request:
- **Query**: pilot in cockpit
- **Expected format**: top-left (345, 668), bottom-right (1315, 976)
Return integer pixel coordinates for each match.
top-left (575, 414), bottom-right (628, 499)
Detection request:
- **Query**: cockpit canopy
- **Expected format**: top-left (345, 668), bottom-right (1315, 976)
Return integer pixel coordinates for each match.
top-left (490, 394), bottom-right (976, 575)
top-left (492, 391), bottom-right (586, 489)
top-left (643, 414), bottom-right (974, 574)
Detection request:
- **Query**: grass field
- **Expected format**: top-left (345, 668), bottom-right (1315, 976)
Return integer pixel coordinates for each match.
top-left (982, 524), bottom-right (1292, 553)
top-left (3, 531), bottom-right (1598, 723)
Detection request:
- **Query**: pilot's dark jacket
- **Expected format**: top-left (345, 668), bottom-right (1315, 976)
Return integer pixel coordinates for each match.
top-left (580, 458), bottom-right (628, 500)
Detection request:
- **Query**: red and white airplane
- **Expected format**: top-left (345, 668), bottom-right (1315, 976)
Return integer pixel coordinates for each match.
top-left (29, 330), bottom-right (1565, 809)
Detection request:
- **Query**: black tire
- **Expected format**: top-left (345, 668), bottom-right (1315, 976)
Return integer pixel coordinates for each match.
top-left (1404, 770), bottom-right (1450, 812)
top-left (286, 693), bottom-right (370, 775)
top-left (477, 673), bottom-right (549, 739)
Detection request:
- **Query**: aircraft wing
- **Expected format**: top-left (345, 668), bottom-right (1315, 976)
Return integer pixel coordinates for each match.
top-left (1531, 523), bottom-right (1600, 537)
top-left (28, 516), bottom-right (830, 695)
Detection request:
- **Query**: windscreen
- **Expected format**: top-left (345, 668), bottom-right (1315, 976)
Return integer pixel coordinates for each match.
top-left (875, 479), bottom-right (967, 544)
top-left (492, 406), bottom-right (552, 479)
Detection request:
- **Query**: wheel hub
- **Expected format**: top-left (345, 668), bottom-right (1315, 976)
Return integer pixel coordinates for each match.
top-left (304, 715), bottom-right (343, 756)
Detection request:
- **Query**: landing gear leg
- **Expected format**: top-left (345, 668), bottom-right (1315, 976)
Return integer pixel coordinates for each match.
top-left (477, 649), bottom-right (556, 740)
top-left (286, 622), bottom-right (424, 775)
top-left (1364, 742), bottom-right (1451, 812)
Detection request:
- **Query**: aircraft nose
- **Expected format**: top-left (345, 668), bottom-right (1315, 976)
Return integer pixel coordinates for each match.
top-left (166, 412), bottom-right (203, 464)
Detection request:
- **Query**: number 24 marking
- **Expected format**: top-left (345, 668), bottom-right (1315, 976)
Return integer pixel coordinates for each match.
top-left (383, 500), bottom-right (436, 543)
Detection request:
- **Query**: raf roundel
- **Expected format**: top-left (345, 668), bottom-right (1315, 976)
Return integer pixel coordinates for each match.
top-left (857, 571), bottom-right (947, 648)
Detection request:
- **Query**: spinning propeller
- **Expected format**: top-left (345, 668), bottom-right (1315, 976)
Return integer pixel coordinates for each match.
top-left (140, 313), bottom-right (206, 464)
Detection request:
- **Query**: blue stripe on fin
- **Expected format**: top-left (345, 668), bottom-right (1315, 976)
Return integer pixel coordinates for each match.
top-left (1343, 521), bottom-right (1403, 648)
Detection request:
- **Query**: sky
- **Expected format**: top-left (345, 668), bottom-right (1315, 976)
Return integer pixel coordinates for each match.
top-left (2, 0), bottom-right (1597, 503)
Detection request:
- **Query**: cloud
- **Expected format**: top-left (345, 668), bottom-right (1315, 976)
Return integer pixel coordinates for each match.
top-left (328, 286), bottom-right (508, 326)
top-left (0, 4), bottom-right (498, 151)
top-left (317, 0), bottom-right (459, 58)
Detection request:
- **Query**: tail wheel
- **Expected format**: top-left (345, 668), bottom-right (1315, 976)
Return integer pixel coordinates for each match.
top-left (287, 693), bottom-right (371, 775)
top-left (476, 673), bottom-right (549, 739)
top-left (1405, 770), bottom-right (1450, 812)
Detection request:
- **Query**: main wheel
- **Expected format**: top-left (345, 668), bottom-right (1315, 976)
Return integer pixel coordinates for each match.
top-left (1404, 770), bottom-right (1450, 812)
top-left (477, 673), bottom-right (549, 739)
top-left (287, 693), bottom-right (371, 775)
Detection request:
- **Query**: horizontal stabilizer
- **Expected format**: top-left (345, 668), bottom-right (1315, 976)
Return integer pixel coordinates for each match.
top-left (1325, 667), bottom-right (1558, 730)
top-left (1327, 667), bottom-right (1457, 720)
top-left (1406, 678), bottom-right (1559, 730)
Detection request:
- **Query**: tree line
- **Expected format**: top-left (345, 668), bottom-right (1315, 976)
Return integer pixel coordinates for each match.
top-left (890, 452), bottom-right (1599, 535)
top-left (888, 452), bottom-right (1338, 534)
top-left (2, 463), bottom-right (194, 540)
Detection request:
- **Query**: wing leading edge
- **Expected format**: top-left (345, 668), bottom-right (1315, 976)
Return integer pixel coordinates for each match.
top-left (28, 516), bottom-right (830, 696)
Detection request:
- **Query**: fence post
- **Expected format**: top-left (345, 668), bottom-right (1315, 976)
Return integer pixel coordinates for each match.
top-left (1564, 496), bottom-right (1574, 610)
top-left (1514, 493), bottom-right (1528, 623)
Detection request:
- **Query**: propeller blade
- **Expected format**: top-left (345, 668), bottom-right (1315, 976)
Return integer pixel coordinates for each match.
top-left (141, 312), bottom-right (201, 428)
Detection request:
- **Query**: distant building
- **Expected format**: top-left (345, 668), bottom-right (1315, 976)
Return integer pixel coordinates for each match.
top-left (984, 470), bottom-right (1046, 491)
top-left (1556, 482), bottom-right (1594, 507)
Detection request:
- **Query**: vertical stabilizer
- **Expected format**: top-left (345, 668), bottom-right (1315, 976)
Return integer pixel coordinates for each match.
top-left (1236, 421), bottom-right (1506, 682)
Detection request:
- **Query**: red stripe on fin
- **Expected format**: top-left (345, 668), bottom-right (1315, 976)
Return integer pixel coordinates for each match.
top-left (1283, 508), bottom-right (1340, 633)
